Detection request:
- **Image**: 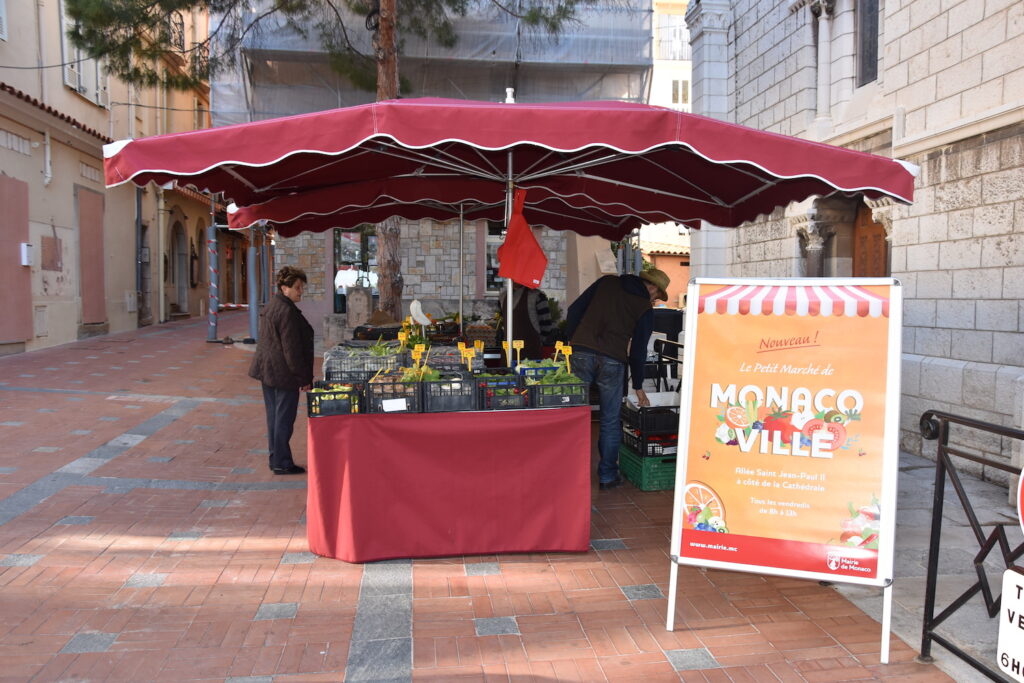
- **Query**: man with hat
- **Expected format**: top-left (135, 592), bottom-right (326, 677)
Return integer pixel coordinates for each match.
top-left (565, 268), bottom-right (671, 490)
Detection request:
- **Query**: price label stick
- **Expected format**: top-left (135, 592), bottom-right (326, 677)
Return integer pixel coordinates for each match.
top-left (457, 341), bottom-right (467, 351)
top-left (462, 348), bottom-right (476, 371)
top-left (562, 345), bottom-right (573, 373)
top-left (410, 349), bottom-right (423, 366)
top-left (512, 339), bottom-right (524, 366)
top-left (473, 339), bottom-right (485, 353)
top-left (397, 331), bottom-right (408, 347)
top-left (501, 340), bottom-right (510, 366)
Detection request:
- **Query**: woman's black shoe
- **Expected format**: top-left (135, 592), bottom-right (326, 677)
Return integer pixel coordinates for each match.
top-left (271, 464), bottom-right (306, 475)
top-left (599, 476), bottom-right (624, 490)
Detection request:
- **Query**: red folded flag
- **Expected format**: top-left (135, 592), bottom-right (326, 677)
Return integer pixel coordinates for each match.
top-left (497, 188), bottom-right (547, 288)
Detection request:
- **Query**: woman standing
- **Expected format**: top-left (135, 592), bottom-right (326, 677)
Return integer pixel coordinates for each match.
top-left (249, 266), bottom-right (314, 475)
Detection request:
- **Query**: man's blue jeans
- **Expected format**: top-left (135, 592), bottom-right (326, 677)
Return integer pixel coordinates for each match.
top-left (571, 350), bottom-right (625, 484)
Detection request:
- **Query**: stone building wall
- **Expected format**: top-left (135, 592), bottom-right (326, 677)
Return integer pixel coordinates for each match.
top-left (893, 123), bottom-right (1024, 483)
top-left (730, 0), bottom-right (817, 134)
top-left (274, 219), bottom-right (570, 324)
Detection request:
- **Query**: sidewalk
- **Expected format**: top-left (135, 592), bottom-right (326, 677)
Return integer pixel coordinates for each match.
top-left (0, 312), bottom-right (984, 681)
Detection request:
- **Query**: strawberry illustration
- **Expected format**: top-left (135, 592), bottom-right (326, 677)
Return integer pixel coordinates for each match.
top-left (762, 410), bottom-right (797, 444)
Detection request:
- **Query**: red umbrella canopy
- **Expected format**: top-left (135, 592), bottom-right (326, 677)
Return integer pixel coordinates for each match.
top-left (105, 97), bottom-right (916, 239)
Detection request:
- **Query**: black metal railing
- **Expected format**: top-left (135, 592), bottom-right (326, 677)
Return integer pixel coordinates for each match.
top-left (918, 409), bottom-right (1024, 680)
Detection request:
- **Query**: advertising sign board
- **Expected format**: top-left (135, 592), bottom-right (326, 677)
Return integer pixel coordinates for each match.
top-left (668, 278), bottom-right (901, 586)
top-left (999, 568), bottom-right (1024, 682)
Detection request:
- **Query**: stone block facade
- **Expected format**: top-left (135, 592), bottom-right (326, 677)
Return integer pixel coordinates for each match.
top-left (686, 0), bottom-right (1024, 486)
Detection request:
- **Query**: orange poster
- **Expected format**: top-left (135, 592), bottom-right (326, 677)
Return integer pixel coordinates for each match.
top-left (670, 278), bottom-right (901, 585)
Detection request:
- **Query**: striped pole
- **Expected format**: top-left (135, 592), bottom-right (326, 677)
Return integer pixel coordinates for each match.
top-left (206, 197), bottom-right (220, 342)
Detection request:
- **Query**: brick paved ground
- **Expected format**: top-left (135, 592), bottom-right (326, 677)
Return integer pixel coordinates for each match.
top-left (0, 313), bottom-right (950, 681)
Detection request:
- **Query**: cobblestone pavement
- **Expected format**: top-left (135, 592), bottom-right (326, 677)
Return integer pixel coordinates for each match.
top-left (0, 313), bottom-right (957, 681)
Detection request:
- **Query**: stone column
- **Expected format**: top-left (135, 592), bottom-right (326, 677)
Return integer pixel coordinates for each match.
top-left (685, 0), bottom-right (732, 121)
top-left (788, 197), bottom-right (856, 277)
top-left (809, 0), bottom-right (835, 138)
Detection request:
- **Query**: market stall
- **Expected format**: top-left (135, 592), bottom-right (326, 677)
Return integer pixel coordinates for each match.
top-left (102, 97), bottom-right (917, 563)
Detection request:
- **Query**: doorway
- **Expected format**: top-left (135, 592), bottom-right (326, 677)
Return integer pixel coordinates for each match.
top-left (852, 205), bottom-right (888, 277)
top-left (172, 222), bottom-right (188, 315)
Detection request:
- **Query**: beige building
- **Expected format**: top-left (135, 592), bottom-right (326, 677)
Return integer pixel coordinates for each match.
top-left (685, 0), bottom-right (1024, 480)
top-left (0, 2), bottom-right (229, 354)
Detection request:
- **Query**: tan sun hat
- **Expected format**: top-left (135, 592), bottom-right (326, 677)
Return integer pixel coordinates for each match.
top-left (639, 268), bottom-right (670, 301)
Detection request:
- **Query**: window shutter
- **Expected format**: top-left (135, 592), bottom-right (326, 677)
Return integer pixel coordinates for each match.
top-left (95, 60), bottom-right (109, 107)
top-left (0, 0), bottom-right (9, 42)
top-left (58, 0), bottom-right (82, 91)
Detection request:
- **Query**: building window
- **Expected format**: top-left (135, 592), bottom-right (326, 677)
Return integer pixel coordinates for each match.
top-left (58, 0), bottom-right (108, 106)
top-left (168, 11), bottom-right (185, 52)
top-left (333, 227), bottom-right (378, 313)
top-left (0, 0), bottom-right (8, 42)
top-left (193, 98), bottom-right (207, 129)
top-left (857, 0), bottom-right (879, 86)
top-left (671, 79), bottom-right (690, 106)
top-left (485, 220), bottom-right (506, 294)
top-left (656, 13), bottom-right (690, 61)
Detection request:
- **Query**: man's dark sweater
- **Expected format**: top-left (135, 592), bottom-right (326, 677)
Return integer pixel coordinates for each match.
top-left (565, 274), bottom-right (654, 390)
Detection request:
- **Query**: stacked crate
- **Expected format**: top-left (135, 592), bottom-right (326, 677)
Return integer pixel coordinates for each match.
top-left (619, 402), bottom-right (680, 491)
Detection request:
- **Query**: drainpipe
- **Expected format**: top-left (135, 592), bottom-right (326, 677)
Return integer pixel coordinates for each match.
top-left (135, 187), bottom-right (142, 321)
top-left (244, 230), bottom-right (258, 343)
top-left (42, 131), bottom-right (52, 186)
top-left (157, 187), bottom-right (166, 322)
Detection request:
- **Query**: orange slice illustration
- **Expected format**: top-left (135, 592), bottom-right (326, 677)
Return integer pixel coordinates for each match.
top-left (723, 406), bottom-right (750, 429)
top-left (683, 481), bottom-right (725, 521)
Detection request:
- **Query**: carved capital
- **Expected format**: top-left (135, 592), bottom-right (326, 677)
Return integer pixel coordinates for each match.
top-left (686, 0), bottom-right (731, 37)
top-left (865, 196), bottom-right (895, 239)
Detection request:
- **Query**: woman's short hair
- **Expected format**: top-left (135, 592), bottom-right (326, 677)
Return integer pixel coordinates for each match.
top-left (276, 266), bottom-right (307, 290)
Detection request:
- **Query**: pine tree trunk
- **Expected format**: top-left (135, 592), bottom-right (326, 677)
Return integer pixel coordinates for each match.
top-left (374, 0), bottom-right (402, 320)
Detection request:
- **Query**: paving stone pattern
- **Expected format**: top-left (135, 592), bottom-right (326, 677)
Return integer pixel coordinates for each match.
top-left (0, 313), bottom-right (961, 681)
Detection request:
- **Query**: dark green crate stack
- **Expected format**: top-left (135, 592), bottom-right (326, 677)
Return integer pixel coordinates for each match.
top-left (619, 446), bottom-right (677, 491)
top-left (619, 404), bottom-right (679, 491)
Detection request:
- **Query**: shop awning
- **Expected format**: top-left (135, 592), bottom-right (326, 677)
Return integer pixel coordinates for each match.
top-left (698, 284), bottom-right (890, 317)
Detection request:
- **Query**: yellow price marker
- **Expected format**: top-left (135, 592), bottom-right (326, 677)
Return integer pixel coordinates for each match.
top-left (512, 339), bottom-right (524, 366)
top-left (461, 348), bottom-right (476, 371)
top-left (410, 349), bottom-right (423, 365)
top-left (473, 339), bottom-right (484, 353)
top-left (457, 341), bottom-right (467, 351)
top-left (561, 345), bottom-right (573, 373)
top-left (501, 340), bottom-right (511, 366)
top-left (397, 331), bottom-right (408, 345)
top-left (414, 343), bottom-right (426, 353)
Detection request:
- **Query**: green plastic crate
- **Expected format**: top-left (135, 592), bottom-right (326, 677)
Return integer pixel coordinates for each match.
top-left (619, 445), bottom-right (677, 491)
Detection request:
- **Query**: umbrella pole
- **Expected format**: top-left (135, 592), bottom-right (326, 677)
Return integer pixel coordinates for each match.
top-left (459, 203), bottom-right (464, 338)
top-left (505, 153), bottom-right (514, 367)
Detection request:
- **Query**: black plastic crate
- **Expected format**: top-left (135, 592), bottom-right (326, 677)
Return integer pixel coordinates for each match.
top-left (622, 427), bottom-right (678, 457)
top-left (365, 376), bottom-right (422, 413)
top-left (475, 370), bottom-right (528, 410)
top-left (323, 346), bottom-right (406, 381)
top-left (306, 380), bottom-right (363, 417)
top-left (621, 403), bottom-right (680, 434)
top-left (422, 374), bottom-right (477, 413)
top-left (426, 346), bottom-right (484, 373)
top-left (528, 382), bottom-right (588, 408)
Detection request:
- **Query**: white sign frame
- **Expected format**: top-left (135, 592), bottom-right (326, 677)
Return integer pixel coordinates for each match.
top-left (665, 277), bottom-right (903, 661)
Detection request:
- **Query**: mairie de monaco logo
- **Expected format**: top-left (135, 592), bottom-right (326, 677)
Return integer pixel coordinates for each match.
top-left (826, 551), bottom-right (842, 571)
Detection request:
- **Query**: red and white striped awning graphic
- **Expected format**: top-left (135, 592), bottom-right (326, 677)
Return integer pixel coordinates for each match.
top-left (699, 284), bottom-right (890, 317)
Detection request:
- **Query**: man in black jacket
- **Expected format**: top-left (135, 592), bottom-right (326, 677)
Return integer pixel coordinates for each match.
top-left (565, 269), bottom-right (670, 490)
top-left (249, 266), bottom-right (315, 475)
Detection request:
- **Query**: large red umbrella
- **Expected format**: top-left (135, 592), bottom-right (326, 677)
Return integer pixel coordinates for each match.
top-left (104, 97), bottom-right (916, 349)
top-left (105, 97), bottom-right (916, 236)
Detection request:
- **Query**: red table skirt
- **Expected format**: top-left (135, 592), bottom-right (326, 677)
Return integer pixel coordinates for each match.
top-left (306, 406), bottom-right (592, 562)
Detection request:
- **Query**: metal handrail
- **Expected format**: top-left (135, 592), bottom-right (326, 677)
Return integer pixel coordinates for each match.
top-left (918, 409), bottom-right (1024, 680)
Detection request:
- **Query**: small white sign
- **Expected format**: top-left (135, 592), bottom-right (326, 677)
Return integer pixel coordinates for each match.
top-left (998, 568), bottom-right (1024, 682)
top-left (381, 398), bottom-right (409, 413)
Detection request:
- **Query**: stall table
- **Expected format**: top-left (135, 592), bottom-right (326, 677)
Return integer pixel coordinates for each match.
top-left (306, 406), bottom-right (592, 562)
